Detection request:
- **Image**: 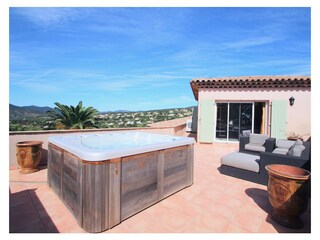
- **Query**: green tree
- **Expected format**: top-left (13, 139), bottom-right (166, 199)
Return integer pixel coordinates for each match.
top-left (47, 101), bottom-right (98, 129)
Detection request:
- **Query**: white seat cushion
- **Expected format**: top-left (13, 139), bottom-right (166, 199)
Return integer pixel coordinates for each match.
top-left (249, 134), bottom-right (268, 145)
top-left (221, 152), bottom-right (260, 173)
top-left (245, 143), bottom-right (266, 152)
top-left (287, 140), bottom-right (306, 157)
top-left (272, 148), bottom-right (289, 155)
top-left (276, 139), bottom-right (295, 149)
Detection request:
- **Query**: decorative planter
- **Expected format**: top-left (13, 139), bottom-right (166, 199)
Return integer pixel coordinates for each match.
top-left (287, 137), bottom-right (303, 141)
top-left (265, 164), bottom-right (310, 229)
top-left (16, 141), bottom-right (43, 174)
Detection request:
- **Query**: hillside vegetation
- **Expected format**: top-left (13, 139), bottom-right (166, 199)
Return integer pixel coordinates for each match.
top-left (9, 104), bottom-right (194, 131)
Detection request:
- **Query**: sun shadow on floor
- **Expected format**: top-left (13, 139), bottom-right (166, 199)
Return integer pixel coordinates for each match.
top-left (245, 188), bottom-right (311, 233)
top-left (9, 188), bottom-right (59, 233)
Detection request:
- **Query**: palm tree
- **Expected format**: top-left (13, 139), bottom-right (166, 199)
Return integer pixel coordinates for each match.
top-left (47, 101), bottom-right (98, 129)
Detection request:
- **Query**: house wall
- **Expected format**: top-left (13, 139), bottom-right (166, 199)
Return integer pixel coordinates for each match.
top-left (197, 88), bottom-right (311, 142)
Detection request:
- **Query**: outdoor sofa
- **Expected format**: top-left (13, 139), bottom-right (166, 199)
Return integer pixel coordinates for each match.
top-left (219, 134), bottom-right (311, 185)
top-left (239, 134), bottom-right (276, 154)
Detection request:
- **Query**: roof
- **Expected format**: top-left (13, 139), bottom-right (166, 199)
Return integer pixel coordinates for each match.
top-left (190, 75), bottom-right (311, 100)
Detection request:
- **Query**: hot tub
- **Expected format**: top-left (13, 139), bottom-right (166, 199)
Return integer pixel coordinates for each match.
top-left (47, 131), bottom-right (195, 232)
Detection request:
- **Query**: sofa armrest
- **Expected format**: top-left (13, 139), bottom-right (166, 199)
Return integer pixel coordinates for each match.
top-left (264, 138), bottom-right (276, 152)
top-left (258, 152), bottom-right (311, 185)
top-left (239, 136), bottom-right (250, 152)
top-left (260, 152), bottom-right (310, 171)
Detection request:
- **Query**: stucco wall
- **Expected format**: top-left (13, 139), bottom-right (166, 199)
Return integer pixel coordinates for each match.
top-left (198, 88), bottom-right (311, 140)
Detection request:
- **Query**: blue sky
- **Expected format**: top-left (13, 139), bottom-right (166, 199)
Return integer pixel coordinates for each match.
top-left (9, 7), bottom-right (311, 112)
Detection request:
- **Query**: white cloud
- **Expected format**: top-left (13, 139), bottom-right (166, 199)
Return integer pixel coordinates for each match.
top-left (126, 95), bottom-right (196, 111)
top-left (10, 69), bottom-right (65, 93)
top-left (12, 8), bottom-right (81, 28)
top-left (93, 73), bottom-right (192, 92)
top-left (222, 36), bottom-right (278, 50)
top-left (10, 67), bottom-right (192, 94)
top-left (82, 8), bottom-right (189, 46)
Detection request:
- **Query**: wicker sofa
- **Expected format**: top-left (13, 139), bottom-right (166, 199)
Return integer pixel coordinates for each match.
top-left (219, 135), bottom-right (311, 185)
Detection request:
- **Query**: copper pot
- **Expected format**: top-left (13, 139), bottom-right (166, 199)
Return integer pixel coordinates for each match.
top-left (265, 164), bottom-right (310, 228)
top-left (16, 141), bottom-right (43, 174)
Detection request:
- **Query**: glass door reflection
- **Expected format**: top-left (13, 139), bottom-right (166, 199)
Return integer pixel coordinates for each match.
top-left (240, 103), bottom-right (253, 136)
top-left (216, 102), bottom-right (253, 141)
top-left (216, 103), bottom-right (228, 140)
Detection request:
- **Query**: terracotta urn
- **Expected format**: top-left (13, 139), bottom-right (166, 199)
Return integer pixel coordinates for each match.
top-left (16, 141), bottom-right (43, 174)
top-left (265, 164), bottom-right (310, 229)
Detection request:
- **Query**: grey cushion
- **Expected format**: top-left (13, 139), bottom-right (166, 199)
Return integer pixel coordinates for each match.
top-left (242, 130), bottom-right (251, 137)
top-left (272, 148), bottom-right (289, 155)
top-left (221, 152), bottom-right (260, 173)
top-left (245, 143), bottom-right (266, 152)
top-left (249, 134), bottom-right (268, 145)
top-left (276, 139), bottom-right (295, 149)
top-left (287, 140), bottom-right (305, 157)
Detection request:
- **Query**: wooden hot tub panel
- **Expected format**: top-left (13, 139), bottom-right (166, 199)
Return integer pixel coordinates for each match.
top-left (48, 143), bottom-right (194, 232)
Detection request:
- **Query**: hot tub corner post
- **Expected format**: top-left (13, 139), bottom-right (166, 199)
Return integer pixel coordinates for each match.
top-left (109, 158), bottom-right (121, 228)
top-left (157, 150), bottom-right (165, 200)
top-left (81, 161), bottom-right (110, 233)
top-left (187, 144), bottom-right (194, 186)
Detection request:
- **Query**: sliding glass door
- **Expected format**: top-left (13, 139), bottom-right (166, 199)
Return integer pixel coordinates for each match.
top-left (216, 103), bottom-right (228, 139)
top-left (216, 102), bottom-right (254, 141)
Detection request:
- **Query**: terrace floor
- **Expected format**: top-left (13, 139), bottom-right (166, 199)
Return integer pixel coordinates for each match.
top-left (9, 142), bottom-right (311, 233)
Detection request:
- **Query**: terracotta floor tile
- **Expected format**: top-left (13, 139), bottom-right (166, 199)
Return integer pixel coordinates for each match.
top-left (149, 207), bottom-right (192, 231)
top-left (10, 205), bottom-right (43, 232)
top-left (41, 217), bottom-right (60, 233)
top-left (222, 222), bottom-right (252, 233)
top-left (50, 214), bottom-right (81, 233)
top-left (215, 194), bottom-right (243, 209)
top-left (258, 219), bottom-right (278, 233)
top-left (186, 212), bottom-right (229, 232)
top-left (206, 203), bottom-right (237, 221)
top-left (232, 210), bottom-right (264, 232)
top-left (10, 220), bottom-right (47, 233)
top-left (192, 193), bottom-right (218, 210)
top-left (9, 182), bottom-right (29, 194)
top-left (10, 194), bottom-right (31, 208)
top-left (9, 142), bottom-right (311, 233)
top-left (145, 224), bottom-right (177, 233)
top-left (178, 221), bottom-right (217, 233)
top-left (105, 222), bottom-right (131, 233)
top-left (119, 211), bottom-right (160, 233)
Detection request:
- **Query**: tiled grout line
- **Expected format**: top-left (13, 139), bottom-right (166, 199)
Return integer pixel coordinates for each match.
top-left (10, 181), bottom-right (47, 184)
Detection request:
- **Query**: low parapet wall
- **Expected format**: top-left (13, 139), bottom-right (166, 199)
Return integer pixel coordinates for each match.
top-left (9, 126), bottom-right (192, 168)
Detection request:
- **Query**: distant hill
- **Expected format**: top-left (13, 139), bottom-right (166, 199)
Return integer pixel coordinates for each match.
top-left (9, 103), bottom-right (196, 121)
top-left (9, 104), bottom-right (54, 120)
top-left (9, 104), bottom-right (196, 131)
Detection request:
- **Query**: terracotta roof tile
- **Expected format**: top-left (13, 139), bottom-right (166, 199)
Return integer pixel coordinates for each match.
top-left (190, 75), bottom-right (311, 100)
